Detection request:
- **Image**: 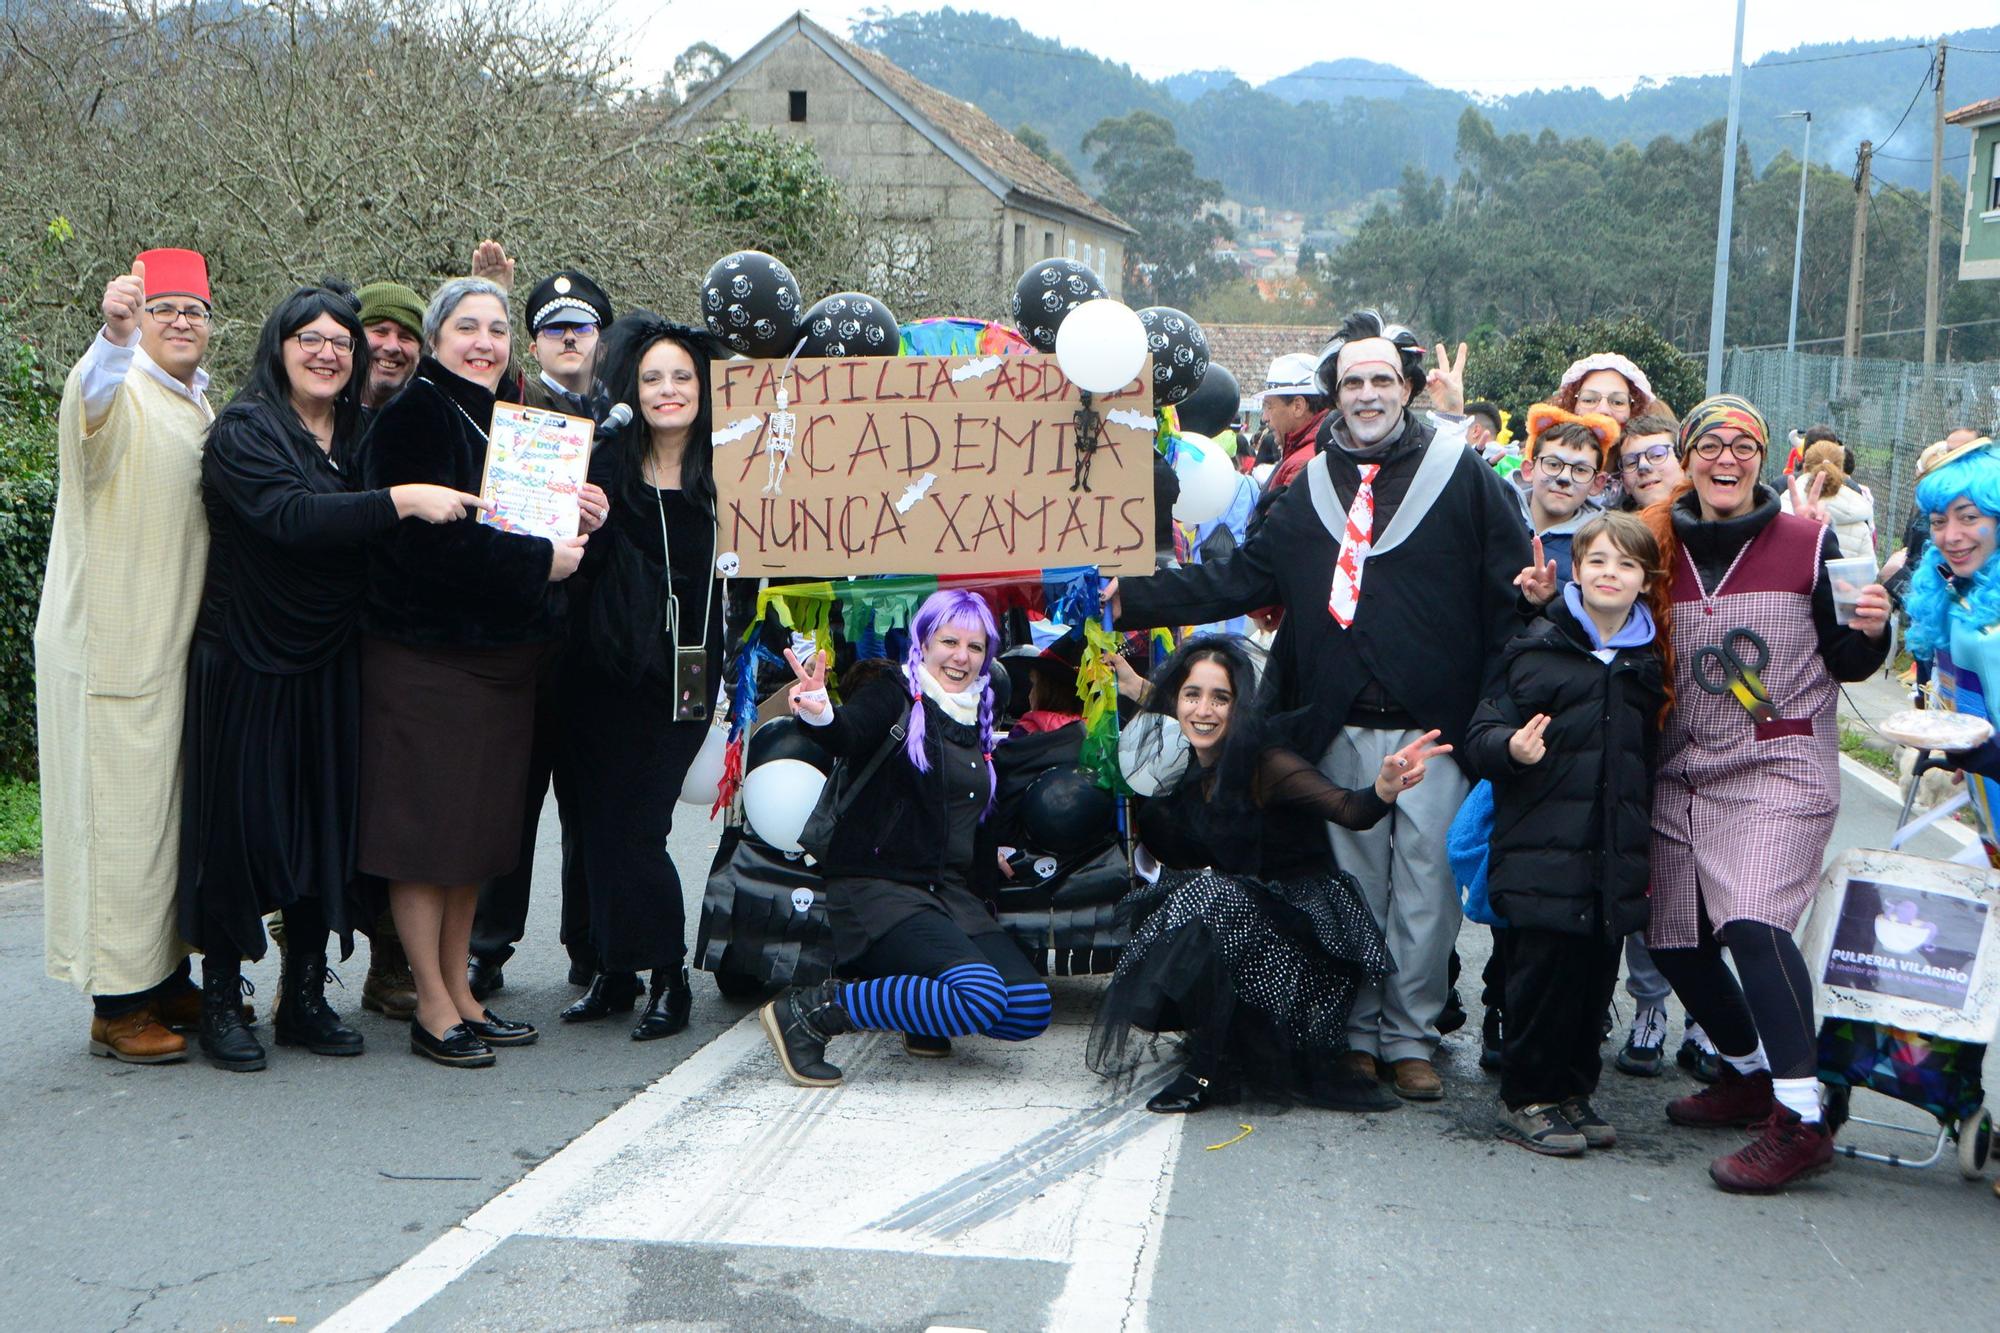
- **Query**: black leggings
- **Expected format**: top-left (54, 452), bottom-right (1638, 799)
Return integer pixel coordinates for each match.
top-left (1649, 898), bottom-right (1817, 1079)
top-left (202, 897), bottom-right (330, 985)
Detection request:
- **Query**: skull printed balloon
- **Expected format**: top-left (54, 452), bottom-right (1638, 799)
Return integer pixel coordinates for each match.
top-left (795, 291), bottom-right (901, 358)
top-left (701, 251), bottom-right (804, 358)
top-left (1135, 306), bottom-right (1210, 407)
top-left (1010, 258), bottom-right (1105, 353)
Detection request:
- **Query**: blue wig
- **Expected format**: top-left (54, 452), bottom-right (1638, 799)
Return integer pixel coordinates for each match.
top-left (1905, 445), bottom-right (2000, 661)
top-left (902, 589), bottom-right (999, 816)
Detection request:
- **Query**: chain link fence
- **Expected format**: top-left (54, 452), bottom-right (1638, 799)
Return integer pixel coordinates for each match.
top-left (1722, 348), bottom-right (2000, 556)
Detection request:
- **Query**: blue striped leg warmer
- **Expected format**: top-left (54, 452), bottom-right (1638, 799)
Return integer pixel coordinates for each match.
top-left (985, 982), bottom-right (1053, 1041)
top-left (841, 963), bottom-right (1006, 1037)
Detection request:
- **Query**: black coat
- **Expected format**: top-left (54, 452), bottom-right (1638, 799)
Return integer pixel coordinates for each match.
top-left (1118, 415), bottom-right (1532, 761)
top-left (1464, 599), bottom-right (1665, 939)
top-left (801, 674), bottom-right (989, 889)
top-left (359, 356), bottom-right (561, 648)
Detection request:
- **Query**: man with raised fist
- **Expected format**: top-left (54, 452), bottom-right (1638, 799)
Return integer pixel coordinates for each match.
top-left (36, 248), bottom-right (220, 1063)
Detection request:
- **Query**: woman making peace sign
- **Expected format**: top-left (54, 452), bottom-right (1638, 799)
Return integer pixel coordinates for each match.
top-left (758, 590), bottom-right (1053, 1087)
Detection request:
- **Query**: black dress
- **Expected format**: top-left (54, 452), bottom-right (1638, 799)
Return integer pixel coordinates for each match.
top-left (560, 447), bottom-right (725, 974)
top-left (177, 398), bottom-right (399, 961)
top-left (1086, 748), bottom-right (1395, 1088)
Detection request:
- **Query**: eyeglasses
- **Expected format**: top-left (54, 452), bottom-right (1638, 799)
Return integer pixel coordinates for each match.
top-left (1618, 443), bottom-right (1674, 474)
top-left (1576, 391), bottom-right (1631, 410)
top-left (291, 331), bottom-right (356, 355)
top-left (144, 302), bottom-right (211, 327)
top-left (1691, 436), bottom-right (1764, 463)
top-left (538, 321), bottom-right (598, 341)
top-left (1533, 454), bottom-right (1598, 484)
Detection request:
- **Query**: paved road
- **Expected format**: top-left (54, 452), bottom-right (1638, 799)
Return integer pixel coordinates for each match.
top-left (2, 760), bottom-right (1994, 1332)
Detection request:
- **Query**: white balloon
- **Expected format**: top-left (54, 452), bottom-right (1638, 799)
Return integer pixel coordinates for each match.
top-left (678, 722), bottom-right (730, 806)
top-left (741, 757), bottom-right (826, 854)
top-left (1054, 298), bottom-right (1147, 395)
top-left (1251, 462), bottom-right (1275, 486)
top-left (1171, 432), bottom-right (1238, 525)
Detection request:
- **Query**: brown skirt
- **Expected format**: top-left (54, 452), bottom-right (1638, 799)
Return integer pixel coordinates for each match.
top-left (357, 636), bottom-right (548, 885)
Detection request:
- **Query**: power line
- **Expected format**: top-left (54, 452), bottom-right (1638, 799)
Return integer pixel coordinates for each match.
top-left (1695, 315), bottom-right (2000, 356)
top-left (1873, 52), bottom-right (1936, 153)
top-left (1877, 151), bottom-right (1968, 162)
top-left (1760, 42), bottom-right (1931, 67)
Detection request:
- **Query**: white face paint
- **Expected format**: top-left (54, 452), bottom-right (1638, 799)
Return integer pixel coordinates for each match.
top-left (1332, 337), bottom-right (1409, 448)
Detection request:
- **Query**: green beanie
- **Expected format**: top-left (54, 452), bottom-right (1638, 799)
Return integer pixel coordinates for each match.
top-left (356, 281), bottom-right (425, 340)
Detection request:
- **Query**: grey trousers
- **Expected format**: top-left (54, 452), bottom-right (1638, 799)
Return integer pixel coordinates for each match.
top-left (1624, 934), bottom-right (1672, 1009)
top-left (1321, 726), bottom-right (1470, 1063)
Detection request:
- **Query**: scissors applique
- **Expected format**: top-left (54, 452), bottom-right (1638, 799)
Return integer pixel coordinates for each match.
top-left (1693, 627), bottom-right (1778, 723)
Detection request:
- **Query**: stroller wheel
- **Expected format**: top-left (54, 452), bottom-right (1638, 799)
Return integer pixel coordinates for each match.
top-left (1957, 1104), bottom-right (1992, 1180)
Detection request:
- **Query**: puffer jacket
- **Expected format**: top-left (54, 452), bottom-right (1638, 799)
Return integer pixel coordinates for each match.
top-left (1464, 597), bottom-right (1665, 938)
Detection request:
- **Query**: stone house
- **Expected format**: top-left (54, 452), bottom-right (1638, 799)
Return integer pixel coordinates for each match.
top-left (672, 13), bottom-right (1135, 311)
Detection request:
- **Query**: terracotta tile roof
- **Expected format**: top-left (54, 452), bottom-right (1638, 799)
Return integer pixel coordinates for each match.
top-left (1203, 322), bottom-right (1331, 388)
top-left (826, 32), bottom-right (1135, 235)
top-left (1946, 96), bottom-right (2000, 126)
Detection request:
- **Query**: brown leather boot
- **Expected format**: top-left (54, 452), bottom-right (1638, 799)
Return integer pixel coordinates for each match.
top-left (361, 937), bottom-right (418, 1020)
top-left (89, 1006), bottom-right (188, 1064)
top-left (1390, 1057), bottom-right (1444, 1101)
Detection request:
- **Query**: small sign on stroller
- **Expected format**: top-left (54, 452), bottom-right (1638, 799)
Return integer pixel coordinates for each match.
top-left (1802, 849), bottom-right (2000, 1044)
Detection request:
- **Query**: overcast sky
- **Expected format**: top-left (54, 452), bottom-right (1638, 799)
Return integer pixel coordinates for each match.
top-left (609, 1), bottom-right (1955, 98)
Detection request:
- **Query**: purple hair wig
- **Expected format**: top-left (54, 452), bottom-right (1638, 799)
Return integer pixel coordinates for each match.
top-left (903, 589), bottom-right (999, 816)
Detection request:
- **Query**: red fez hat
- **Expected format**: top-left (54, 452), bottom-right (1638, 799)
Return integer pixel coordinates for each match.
top-left (135, 248), bottom-right (211, 305)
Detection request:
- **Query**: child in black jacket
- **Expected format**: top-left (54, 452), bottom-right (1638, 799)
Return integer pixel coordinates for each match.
top-left (1466, 511), bottom-right (1669, 1156)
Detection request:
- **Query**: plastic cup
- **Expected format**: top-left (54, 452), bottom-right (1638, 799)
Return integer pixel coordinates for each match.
top-left (1826, 554), bottom-right (1879, 626)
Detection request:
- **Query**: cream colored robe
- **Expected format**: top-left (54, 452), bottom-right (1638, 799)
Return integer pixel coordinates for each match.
top-left (36, 345), bottom-right (210, 995)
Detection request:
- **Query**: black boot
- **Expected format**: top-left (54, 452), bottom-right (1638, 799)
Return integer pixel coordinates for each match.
top-left (758, 979), bottom-right (851, 1086)
top-left (274, 946), bottom-right (364, 1056)
top-left (561, 971), bottom-right (644, 1023)
top-left (1146, 1068), bottom-right (1242, 1114)
top-left (198, 968), bottom-right (266, 1072)
top-left (632, 966), bottom-right (693, 1041)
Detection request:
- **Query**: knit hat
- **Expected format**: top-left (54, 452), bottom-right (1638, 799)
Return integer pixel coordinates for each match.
top-left (356, 281), bottom-right (424, 340)
top-left (526, 269), bottom-right (613, 333)
top-left (1676, 394), bottom-right (1768, 460)
top-left (136, 248), bottom-right (210, 304)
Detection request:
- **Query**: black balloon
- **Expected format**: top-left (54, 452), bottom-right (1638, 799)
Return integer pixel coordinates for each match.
top-left (1136, 306), bottom-right (1210, 407)
top-left (796, 292), bottom-right (900, 358)
top-left (1175, 362), bottom-right (1242, 437)
top-left (1021, 766), bottom-right (1116, 855)
top-left (701, 251), bottom-right (803, 358)
top-left (1009, 259), bottom-right (1105, 353)
top-left (747, 716), bottom-right (833, 774)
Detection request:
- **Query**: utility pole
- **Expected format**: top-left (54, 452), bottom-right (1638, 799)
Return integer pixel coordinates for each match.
top-left (1705, 0), bottom-right (1748, 396)
top-left (1780, 110), bottom-right (1812, 353)
top-left (1844, 139), bottom-right (1872, 361)
top-left (1923, 40), bottom-right (1948, 381)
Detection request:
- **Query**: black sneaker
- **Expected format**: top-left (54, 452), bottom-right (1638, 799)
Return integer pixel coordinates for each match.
top-left (1677, 1029), bottom-right (1722, 1084)
top-left (1437, 989), bottom-right (1468, 1037)
top-left (1479, 1007), bottom-right (1504, 1072)
top-left (1615, 1006), bottom-right (1667, 1078)
top-left (903, 1032), bottom-right (952, 1058)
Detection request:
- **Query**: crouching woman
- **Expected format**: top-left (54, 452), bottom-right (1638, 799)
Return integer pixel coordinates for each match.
top-left (759, 590), bottom-right (1053, 1087)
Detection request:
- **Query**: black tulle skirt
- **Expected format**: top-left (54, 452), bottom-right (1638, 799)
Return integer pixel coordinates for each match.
top-left (177, 634), bottom-right (360, 962)
top-left (1086, 866), bottom-right (1393, 1086)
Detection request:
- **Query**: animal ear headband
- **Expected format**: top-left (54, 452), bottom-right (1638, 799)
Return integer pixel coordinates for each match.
top-left (1524, 403), bottom-right (1620, 458)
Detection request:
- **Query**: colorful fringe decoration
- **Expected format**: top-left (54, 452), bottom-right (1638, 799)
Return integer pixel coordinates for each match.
top-left (898, 318), bottom-right (1035, 358)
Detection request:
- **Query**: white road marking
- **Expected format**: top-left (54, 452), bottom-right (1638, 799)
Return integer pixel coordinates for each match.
top-left (320, 1002), bottom-right (1183, 1331)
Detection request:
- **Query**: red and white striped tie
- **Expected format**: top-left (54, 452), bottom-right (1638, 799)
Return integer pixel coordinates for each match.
top-left (1328, 463), bottom-right (1379, 628)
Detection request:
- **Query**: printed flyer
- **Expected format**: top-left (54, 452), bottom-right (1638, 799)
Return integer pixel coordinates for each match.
top-left (478, 403), bottom-right (592, 541)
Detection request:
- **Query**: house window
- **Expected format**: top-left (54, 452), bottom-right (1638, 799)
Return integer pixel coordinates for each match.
top-left (1013, 224), bottom-right (1026, 273)
top-left (1082, 242), bottom-right (1092, 268)
top-left (1989, 140), bottom-right (2000, 212)
top-left (789, 90), bottom-right (808, 123)
top-left (1067, 238), bottom-right (1076, 260)
top-left (1044, 231), bottom-right (1056, 258)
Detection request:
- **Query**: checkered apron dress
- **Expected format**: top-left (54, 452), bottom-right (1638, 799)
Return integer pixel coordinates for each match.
top-left (1648, 512), bottom-right (1839, 949)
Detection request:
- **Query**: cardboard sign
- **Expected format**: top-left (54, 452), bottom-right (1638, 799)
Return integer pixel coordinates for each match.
top-left (708, 353), bottom-right (1155, 577)
top-left (477, 403), bottom-right (593, 541)
top-left (1804, 848), bottom-right (2000, 1042)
